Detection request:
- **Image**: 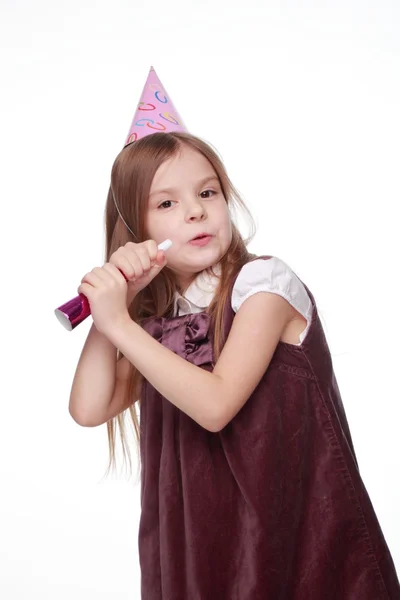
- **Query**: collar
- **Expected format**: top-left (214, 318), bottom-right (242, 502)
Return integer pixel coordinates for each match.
top-left (173, 264), bottom-right (221, 316)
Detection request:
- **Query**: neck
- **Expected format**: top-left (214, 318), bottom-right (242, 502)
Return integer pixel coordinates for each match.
top-left (178, 274), bottom-right (198, 295)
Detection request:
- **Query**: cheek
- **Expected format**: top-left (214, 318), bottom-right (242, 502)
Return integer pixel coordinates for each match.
top-left (221, 207), bottom-right (233, 237)
top-left (145, 214), bottom-right (180, 244)
top-left (145, 214), bottom-right (163, 239)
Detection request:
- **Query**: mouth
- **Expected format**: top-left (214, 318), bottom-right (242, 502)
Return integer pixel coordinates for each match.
top-left (189, 233), bottom-right (213, 246)
top-left (190, 233), bottom-right (212, 241)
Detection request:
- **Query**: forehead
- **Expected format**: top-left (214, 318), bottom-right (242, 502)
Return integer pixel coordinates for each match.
top-left (151, 146), bottom-right (216, 189)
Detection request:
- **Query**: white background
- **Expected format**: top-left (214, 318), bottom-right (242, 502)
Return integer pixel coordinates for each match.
top-left (1, 0), bottom-right (399, 597)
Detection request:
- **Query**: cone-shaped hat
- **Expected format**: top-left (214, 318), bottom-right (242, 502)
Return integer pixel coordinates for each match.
top-left (125, 66), bottom-right (187, 146)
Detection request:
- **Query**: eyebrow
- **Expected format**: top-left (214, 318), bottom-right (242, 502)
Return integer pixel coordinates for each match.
top-left (149, 175), bottom-right (220, 198)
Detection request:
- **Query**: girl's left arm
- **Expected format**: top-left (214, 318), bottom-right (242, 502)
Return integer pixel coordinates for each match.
top-left (107, 292), bottom-right (294, 432)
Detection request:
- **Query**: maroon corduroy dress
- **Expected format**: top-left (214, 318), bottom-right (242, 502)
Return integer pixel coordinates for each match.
top-left (139, 257), bottom-right (400, 599)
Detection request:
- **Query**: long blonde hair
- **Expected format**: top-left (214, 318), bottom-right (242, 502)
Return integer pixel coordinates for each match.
top-left (104, 132), bottom-right (256, 477)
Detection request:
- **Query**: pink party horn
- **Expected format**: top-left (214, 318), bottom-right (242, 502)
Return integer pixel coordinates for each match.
top-left (54, 239), bottom-right (172, 331)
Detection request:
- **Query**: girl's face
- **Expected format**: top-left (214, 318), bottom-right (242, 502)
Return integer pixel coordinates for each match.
top-left (145, 145), bottom-right (232, 289)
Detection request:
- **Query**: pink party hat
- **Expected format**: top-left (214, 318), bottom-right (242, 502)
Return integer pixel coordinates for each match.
top-left (125, 66), bottom-right (187, 146)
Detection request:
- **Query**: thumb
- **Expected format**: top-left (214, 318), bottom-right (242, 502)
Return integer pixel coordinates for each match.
top-left (137, 250), bottom-right (167, 285)
top-left (152, 249), bottom-right (167, 270)
top-left (127, 250), bottom-right (168, 301)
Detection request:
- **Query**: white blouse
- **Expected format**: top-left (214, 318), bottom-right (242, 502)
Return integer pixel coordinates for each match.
top-left (173, 257), bottom-right (313, 346)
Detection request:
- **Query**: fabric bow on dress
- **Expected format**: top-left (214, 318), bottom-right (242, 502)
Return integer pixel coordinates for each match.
top-left (141, 312), bottom-right (214, 367)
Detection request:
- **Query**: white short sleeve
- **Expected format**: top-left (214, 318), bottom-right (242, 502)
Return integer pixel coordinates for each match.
top-left (231, 257), bottom-right (313, 345)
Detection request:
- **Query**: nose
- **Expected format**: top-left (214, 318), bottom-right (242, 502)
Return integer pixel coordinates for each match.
top-left (184, 198), bottom-right (206, 222)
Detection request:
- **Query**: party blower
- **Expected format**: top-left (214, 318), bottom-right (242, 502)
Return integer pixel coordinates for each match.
top-left (54, 239), bottom-right (172, 331)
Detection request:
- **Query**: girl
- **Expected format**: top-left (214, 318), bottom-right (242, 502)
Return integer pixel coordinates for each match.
top-left (69, 131), bottom-right (400, 599)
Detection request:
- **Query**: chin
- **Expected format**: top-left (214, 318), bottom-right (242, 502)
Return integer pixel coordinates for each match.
top-left (192, 251), bottom-right (225, 272)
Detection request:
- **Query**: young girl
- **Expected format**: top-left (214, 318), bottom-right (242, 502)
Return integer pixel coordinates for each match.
top-left (69, 133), bottom-right (400, 598)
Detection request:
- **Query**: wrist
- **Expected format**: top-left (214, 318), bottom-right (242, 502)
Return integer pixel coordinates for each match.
top-left (102, 312), bottom-right (132, 346)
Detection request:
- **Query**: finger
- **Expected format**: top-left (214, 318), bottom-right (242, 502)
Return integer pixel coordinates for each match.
top-left (122, 244), bottom-right (152, 274)
top-left (80, 269), bottom-right (107, 286)
top-left (133, 246), bottom-right (152, 273)
top-left (112, 247), bottom-right (145, 280)
top-left (124, 252), bottom-right (145, 280)
top-left (109, 255), bottom-right (134, 279)
top-left (143, 250), bottom-right (167, 278)
top-left (103, 262), bottom-right (128, 283)
top-left (143, 239), bottom-right (159, 262)
top-left (109, 250), bottom-right (134, 279)
top-left (78, 282), bottom-right (94, 297)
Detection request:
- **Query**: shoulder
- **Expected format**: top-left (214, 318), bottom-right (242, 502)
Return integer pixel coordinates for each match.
top-left (231, 256), bottom-right (311, 319)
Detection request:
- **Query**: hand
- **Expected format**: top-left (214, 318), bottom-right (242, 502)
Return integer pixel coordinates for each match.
top-left (78, 240), bottom-right (167, 336)
top-left (110, 240), bottom-right (168, 304)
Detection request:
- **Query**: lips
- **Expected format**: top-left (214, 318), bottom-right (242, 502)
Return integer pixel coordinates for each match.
top-left (191, 233), bottom-right (211, 241)
top-left (188, 233), bottom-right (213, 247)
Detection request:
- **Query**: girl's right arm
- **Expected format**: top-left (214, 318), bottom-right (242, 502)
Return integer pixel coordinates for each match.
top-left (69, 323), bottom-right (137, 427)
top-left (69, 239), bottom-right (166, 426)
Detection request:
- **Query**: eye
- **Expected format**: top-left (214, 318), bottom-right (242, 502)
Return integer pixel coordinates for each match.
top-left (158, 200), bottom-right (175, 209)
top-left (200, 189), bottom-right (216, 199)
